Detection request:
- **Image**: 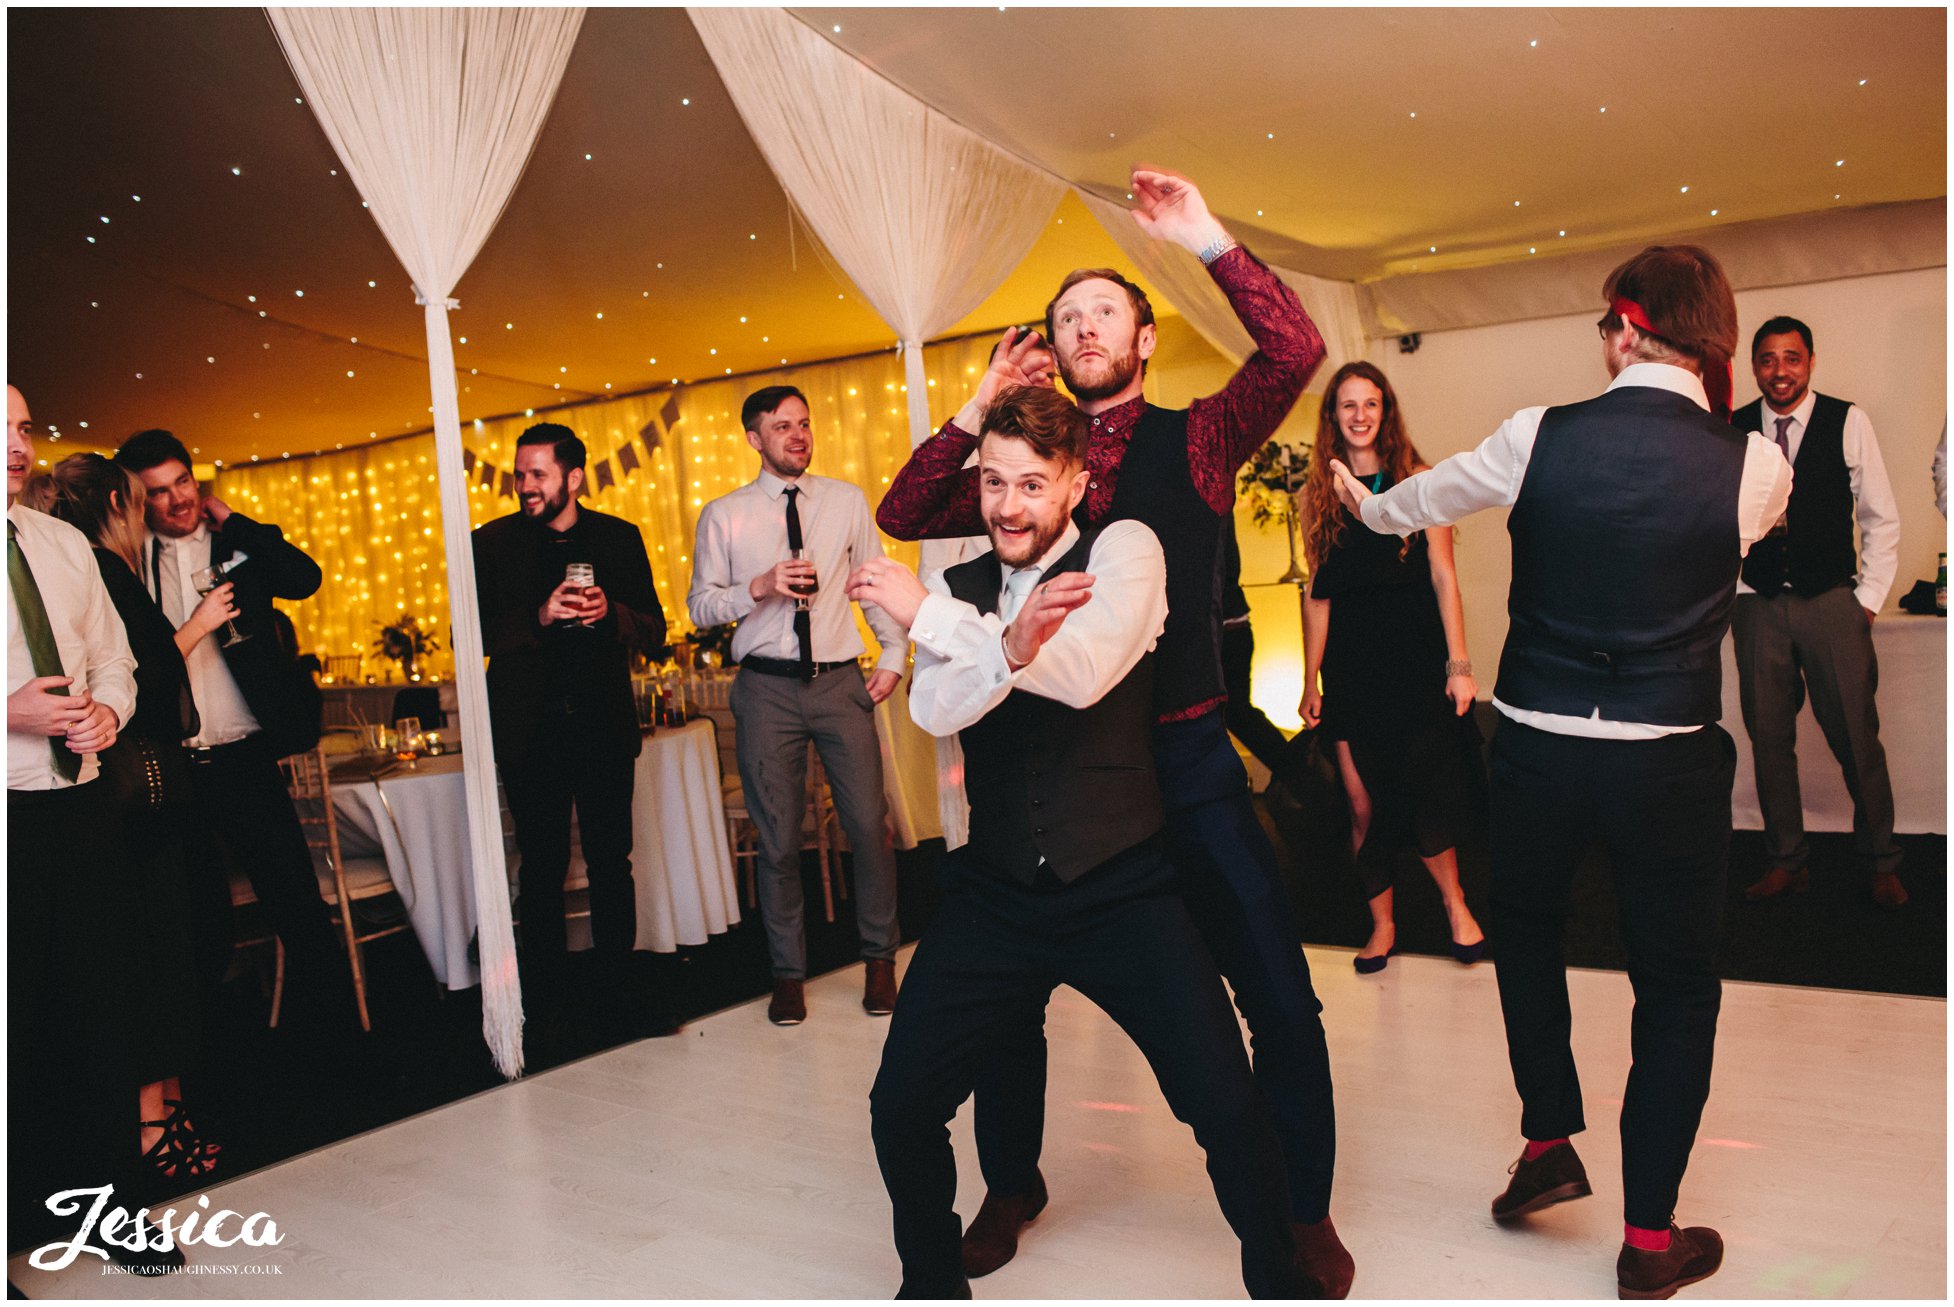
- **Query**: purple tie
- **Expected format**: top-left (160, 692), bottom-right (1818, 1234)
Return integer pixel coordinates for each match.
top-left (1774, 415), bottom-right (1793, 459)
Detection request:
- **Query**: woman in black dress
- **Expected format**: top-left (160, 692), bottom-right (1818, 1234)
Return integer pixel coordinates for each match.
top-left (1296, 363), bottom-right (1485, 974)
top-left (39, 454), bottom-right (231, 1183)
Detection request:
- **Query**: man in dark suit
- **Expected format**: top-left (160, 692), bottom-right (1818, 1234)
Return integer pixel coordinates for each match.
top-left (114, 428), bottom-right (343, 1023)
top-left (472, 423), bottom-right (667, 1029)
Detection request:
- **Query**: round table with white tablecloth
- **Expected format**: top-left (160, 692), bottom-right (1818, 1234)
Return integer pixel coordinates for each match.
top-left (330, 720), bottom-right (742, 992)
top-left (1721, 611), bottom-right (1946, 834)
top-left (330, 752), bottom-right (478, 988)
top-left (629, 717), bottom-right (740, 952)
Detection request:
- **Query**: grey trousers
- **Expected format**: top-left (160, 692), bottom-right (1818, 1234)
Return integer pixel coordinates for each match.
top-left (729, 665), bottom-right (901, 977)
top-left (1732, 585), bottom-right (1901, 876)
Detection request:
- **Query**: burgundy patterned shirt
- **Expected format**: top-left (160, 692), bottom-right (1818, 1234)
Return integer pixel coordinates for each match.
top-left (877, 245), bottom-right (1325, 721)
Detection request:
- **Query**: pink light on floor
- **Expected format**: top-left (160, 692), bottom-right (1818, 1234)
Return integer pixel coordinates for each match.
top-left (1699, 1138), bottom-right (1763, 1150)
top-left (1077, 1100), bottom-right (1143, 1114)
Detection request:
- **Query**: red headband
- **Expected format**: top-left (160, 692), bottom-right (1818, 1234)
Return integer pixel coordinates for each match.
top-left (1609, 296), bottom-right (1733, 422)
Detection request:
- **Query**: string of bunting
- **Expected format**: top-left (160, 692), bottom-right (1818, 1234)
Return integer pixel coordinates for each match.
top-left (463, 389), bottom-right (683, 500)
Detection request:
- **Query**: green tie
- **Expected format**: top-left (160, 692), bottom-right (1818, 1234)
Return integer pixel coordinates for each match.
top-left (9, 521), bottom-right (83, 782)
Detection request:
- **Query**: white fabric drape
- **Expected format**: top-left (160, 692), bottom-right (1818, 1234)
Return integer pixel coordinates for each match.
top-left (1074, 188), bottom-right (1370, 378)
top-left (687, 7), bottom-right (1064, 450)
top-left (268, 5), bottom-right (586, 1078)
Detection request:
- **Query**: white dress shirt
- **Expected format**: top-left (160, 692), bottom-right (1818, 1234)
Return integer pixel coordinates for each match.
top-left (151, 524), bottom-right (259, 747)
top-left (688, 470), bottom-right (908, 674)
top-left (1359, 362), bottom-right (1794, 740)
top-left (8, 504), bottom-right (137, 789)
top-left (1732, 389), bottom-right (1902, 613)
top-left (907, 519), bottom-right (1168, 738)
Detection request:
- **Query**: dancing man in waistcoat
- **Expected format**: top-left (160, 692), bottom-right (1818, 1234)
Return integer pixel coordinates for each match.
top-left (1330, 246), bottom-right (1791, 1300)
top-left (876, 166), bottom-right (1350, 1297)
top-left (1730, 316), bottom-right (1907, 909)
top-left (850, 385), bottom-right (1311, 1300)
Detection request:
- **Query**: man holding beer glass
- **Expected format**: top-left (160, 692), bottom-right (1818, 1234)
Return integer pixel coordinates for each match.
top-left (473, 422), bottom-right (668, 1037)
top-left (689, 386), bottom-right (909, 1026)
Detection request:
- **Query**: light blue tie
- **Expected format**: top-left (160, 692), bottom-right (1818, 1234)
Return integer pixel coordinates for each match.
top-left (1000, 567), bottom-right (1041, 624)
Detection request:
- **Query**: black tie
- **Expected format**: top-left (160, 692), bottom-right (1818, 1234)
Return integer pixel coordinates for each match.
top-left (784, 486), bottom-right (813, 681)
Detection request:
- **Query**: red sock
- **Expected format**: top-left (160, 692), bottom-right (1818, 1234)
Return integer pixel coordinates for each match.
top-left (1522, 1137), bottom-right (1568, 1162)
top-left (1624, 1223), bottom-right (1672, 1252)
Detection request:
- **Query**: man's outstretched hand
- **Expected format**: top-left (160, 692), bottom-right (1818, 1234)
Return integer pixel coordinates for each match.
top-left (845, 557), bottom-right (932, 632)
top-left (1328, 459), bottom-right (1373, 517)
top-left (1129, 167), bottom-right (1228, 255)
top-left (1002, 572), bottom-right (1095, 669)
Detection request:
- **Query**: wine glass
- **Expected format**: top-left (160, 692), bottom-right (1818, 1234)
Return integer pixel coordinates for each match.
top-left (191, 564), bottom-right (249, 647)
top-left (563, 562), bottom-right (596, 628)
top-left (393, 717), bottom-right (421, 760)
top-left (788, 547), bottom-right (818, 612)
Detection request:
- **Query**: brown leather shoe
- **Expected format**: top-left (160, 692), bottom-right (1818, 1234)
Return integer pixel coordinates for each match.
top-left (1871, 871), bottom-right (1909, 909)
top-left (1743, 866), bottom-right (1810, 900)
top-left (1292, 1215), bottom-right (1355, 1299)
top-left (863, 958), bottom-right (899, 1015)
top-left (1491, 1141), bottom-right (1592, 1222)
top-left (959, 1169), bottom-right (1048, 1278)
top-left (767, 978), bottom-right (806, 1026)
top-left (1616, 1224), bottom-right (1723, 1298)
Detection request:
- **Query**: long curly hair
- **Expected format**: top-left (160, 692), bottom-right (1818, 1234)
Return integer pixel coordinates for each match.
top-left (1299, 361), bottom-right (1423, 570)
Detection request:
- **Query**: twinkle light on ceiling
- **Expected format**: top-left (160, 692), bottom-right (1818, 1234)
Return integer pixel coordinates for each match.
top-left (680, 97), bottom-right (690, 106)
top-left (230, 166), bottom-right (242, 175)
top-left (131, 195), bottom-right (140, 202)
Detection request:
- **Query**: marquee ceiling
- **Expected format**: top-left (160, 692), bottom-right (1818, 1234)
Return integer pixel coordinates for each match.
top-left (8, 7), bottom-right (1944, 467)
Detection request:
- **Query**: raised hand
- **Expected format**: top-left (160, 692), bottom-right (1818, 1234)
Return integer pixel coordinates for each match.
top-left (980, 327), bottom-right (1057, 402)
top-left (1002, 572), bottom-right (1095, 668)
top-left (1128, 167), bottom-right (1227, 254)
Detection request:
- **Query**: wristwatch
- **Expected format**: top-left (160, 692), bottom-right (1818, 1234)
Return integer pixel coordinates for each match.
top-left (1197, 233), bottom-right (1239, 266)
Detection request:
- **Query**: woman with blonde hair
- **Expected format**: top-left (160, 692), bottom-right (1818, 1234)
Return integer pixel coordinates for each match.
top-left (37, 453), bottom-right (235, 1186)
top-left (1298, 362), bottom-right (1485, 973)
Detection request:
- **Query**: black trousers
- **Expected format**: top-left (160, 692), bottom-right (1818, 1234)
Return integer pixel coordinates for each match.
top-left (185, 733), bottom-right (341, 996)
top-left (8, 782), bottom-right (139, 1249)
top-left (504, 714), bottom-right (637, 987)
top-left (1222, 621), bottom-right (1292, 778)
top-left (1488, 718), bottom-right (1733, 1230)
top-left (971, 710), bottom-right (1337, 1224)
top-left (869, 839), bottom-right (1304, 1299)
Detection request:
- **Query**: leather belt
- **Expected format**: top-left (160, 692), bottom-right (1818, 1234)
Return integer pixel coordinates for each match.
top-left (739, 656), bottom-right (855, 680)
top-left (185, 737), bottom-right (256, 764)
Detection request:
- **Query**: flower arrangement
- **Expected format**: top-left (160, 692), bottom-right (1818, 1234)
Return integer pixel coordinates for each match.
top-left (373, 614), bottom-right (440, 681)
top-left (1237, 439), bottom-right (1311, 529)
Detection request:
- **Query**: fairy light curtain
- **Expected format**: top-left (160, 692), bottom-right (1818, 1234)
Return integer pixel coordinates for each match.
top-left (267, 4), bottom-right (586, 1079)
top-left (686, 6), bottom-right (1064, 452)
top-left (215, 332), bottom-right (997, 672)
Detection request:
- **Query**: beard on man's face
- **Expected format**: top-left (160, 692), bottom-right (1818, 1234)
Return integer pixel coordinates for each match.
top-left (520, 484), bottom-right (569, 522)
top-left (987, 506), bottom-right (1071, 568)
top-left (1058, 341), bottom-right (1141, 403)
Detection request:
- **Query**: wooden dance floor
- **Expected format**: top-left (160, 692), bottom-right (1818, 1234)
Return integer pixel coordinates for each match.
top-left (11, 946), bottom-right (1944, 1299)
